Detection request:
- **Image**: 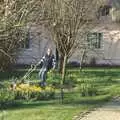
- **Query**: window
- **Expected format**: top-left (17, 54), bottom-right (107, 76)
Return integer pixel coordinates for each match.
top-left (98, 5), bottom-right (111, 17)
top-left (87, 32), bottom-right (102, 49)
top-left (19, 31), bottom-right (30, 49)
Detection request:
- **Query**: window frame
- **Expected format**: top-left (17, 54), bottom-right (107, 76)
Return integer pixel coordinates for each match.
top-left (87, 32), bottom-right (103, 49)
top-left (18, 31), bottom-right (31, 49)
top-left (97, 5), bottom-right (112, 18)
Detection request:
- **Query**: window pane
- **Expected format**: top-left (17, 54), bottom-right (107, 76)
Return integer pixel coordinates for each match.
top-left (87, 32), bottom-right (102, 49)
top-left (25, 32), bottom-right (30, 49)
top-left (18, 31), bottom-right (30, 49)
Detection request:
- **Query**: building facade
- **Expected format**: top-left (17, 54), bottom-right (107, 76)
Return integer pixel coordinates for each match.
top-left (16, 0), bottom-right (120, 66)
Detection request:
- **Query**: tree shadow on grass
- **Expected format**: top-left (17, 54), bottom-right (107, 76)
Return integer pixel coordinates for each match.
top-left (0, 70), bottom-right (38, 81)
top-left (3, 99), bottom-right (60, 110)
top-left (4, 92), bottom-right (112, 111)
top-left (70, 68), bottom-right (120, 79)
top-left (64, 95), bottom-right (111, 106)
top-left (62, 91), bottom-right (112, 106)
top-left (0, 71), bottom-right (25, 81)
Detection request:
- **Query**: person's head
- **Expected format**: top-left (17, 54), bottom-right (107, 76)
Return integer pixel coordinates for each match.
top-left (47, 48), bottom-right (52, 56)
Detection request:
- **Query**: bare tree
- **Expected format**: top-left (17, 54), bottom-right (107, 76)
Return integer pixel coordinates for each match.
top-left (0, 0), bottom-right (45, 71)
top-left (42, 0), bottom-right (102, 102)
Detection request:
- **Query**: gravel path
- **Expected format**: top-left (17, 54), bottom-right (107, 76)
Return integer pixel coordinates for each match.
top-left (74, 97), bottom-right (120, 120)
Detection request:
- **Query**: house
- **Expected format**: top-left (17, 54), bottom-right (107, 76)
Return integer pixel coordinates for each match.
top-left (69, 0), bottom-right (120, 66)
top-left (16, 25), bottom-right (56, 65)
top-left (16, 0), bottom-right (120, 66)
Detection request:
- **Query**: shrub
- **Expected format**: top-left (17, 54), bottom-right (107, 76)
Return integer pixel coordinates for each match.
top-left (47, 70), bottom-right (61, 88)
top-left (0, 83), bottom-right (5, 89)
top-left (0, 89), bottom-right (15, 109)
top-left (79, 83), bottom-right (98, 97)
top-left (64, 74), bottom-right (77, 88)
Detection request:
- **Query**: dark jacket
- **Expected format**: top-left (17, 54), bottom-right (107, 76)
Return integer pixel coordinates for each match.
top-left (40, 54), bottom-right (56, 71)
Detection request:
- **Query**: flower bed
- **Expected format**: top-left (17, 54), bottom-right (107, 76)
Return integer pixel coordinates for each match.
top-left (0, 82), bottom-right (56, 108)
top-left (13, 83), bottom-right (55, 100)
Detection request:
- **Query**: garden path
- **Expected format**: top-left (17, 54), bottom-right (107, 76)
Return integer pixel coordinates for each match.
top-left (74, 97), bottom-right (120, 120)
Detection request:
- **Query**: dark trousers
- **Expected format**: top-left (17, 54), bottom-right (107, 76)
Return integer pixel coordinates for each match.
top-left (39, 68), bottom-right (47, 87)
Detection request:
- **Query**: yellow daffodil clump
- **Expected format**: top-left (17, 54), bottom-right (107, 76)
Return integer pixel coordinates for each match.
top-left (9, 82), bottom-right (56, 100)
top-left (15, 83), bottom-right (55, 93)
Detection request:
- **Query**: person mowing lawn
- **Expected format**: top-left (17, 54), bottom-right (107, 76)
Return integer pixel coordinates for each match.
top-left (38, 48), bottom-right (56, 87)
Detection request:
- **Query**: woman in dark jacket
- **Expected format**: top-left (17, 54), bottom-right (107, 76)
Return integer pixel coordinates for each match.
top-left (38, 48), bottom-right (56, 87)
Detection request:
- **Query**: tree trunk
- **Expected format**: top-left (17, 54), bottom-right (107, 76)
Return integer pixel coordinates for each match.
top-left (55, 48), bottom-right (59, 69)
top-left (61, 54), bottom-right (67, 103)
top-left (80, 49), bottom-right (86, 71)
top-left (58, 55), bottom-right (64, 73)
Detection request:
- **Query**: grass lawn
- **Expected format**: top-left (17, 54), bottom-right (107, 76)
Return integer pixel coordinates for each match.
top-left (0, 101), bottom-right (90, 120)
top-left (0, 95), bottom-right (110, 120)
top-left (0, 67), bottom-right (120, 120)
